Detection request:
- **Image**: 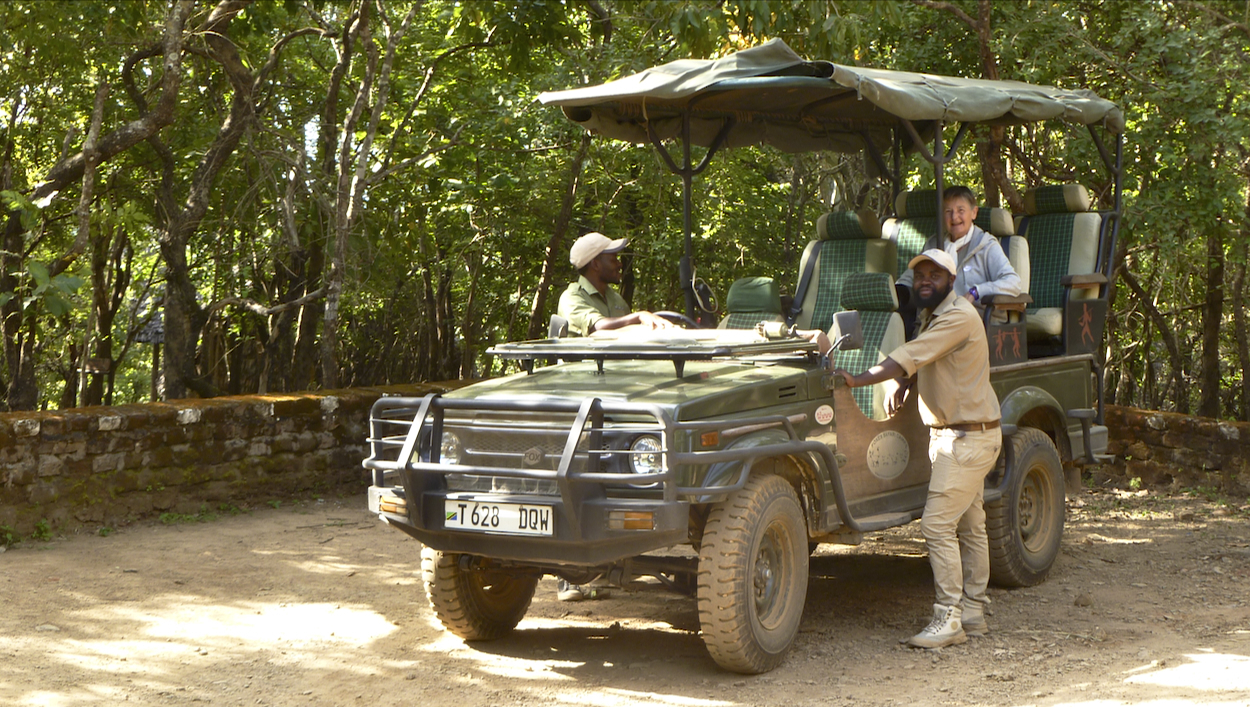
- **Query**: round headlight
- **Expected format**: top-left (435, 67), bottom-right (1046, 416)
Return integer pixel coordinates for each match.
top-left (629, 435), bottom-right (663, 476)
top-left (439, 430), bottom-right (463, 465)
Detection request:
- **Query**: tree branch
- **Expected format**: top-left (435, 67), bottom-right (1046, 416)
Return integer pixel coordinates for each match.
top-left (49, 82), bottom-right (109, 279)
top-left (254, 27), bottom-right (328, 91)
top-left (380, 36), bottom-right (497, 174)
top-left (28, 0), bottom-right (192, 205)
top-left (909, 0), bottom-right (977, 31)
top-left (204, 287), bottom-right (328, 319)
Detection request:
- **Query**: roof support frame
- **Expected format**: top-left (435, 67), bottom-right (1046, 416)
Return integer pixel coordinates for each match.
top-left (900, 119), bottom-right (971, 237)
top-left (1086, 126), bottom-right (1124, 427)
top-left (646, 112), bottom-right (737, 319)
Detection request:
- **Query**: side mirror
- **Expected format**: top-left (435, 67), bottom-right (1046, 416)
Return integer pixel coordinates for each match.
top-left (831, 311), bottom-right (863, 351)
top-left (548, 315), bottom-right (569, 339)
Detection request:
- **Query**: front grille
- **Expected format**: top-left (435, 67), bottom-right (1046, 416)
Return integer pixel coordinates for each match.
top-left (434, 410), bottom-right (663, 492)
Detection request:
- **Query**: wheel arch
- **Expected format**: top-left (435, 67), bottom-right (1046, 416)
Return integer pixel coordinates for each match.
top-left (693, 430), bottom-right (823, 542)
top-left (999, 386), bottom-right (1072, 462)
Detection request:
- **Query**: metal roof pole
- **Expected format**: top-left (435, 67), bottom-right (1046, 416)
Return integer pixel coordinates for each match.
top-left (679, 113), bottom-right (697, 319)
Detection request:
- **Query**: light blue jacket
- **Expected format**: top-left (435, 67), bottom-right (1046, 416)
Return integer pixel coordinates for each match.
top-left (897, 225), bottom-right (1022, 300)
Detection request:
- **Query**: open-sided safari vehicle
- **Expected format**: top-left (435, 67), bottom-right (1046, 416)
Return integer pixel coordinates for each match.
top-left (364, 40), bottom-right (1122, 674)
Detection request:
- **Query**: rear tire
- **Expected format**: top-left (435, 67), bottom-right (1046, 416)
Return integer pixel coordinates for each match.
top-left (697, 473), bottom-right (808, 674)
top-left (987, 428), bottom-right (1065, 587)
top-left (421, 547), bottom-right (537, 640)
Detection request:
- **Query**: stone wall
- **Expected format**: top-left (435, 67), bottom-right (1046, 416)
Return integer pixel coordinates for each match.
top-left (4, 394), bottom-right (1245, 539)
top-left (1101, 404), bottom-right (1250, 494)
top-left (0, 383), bottom-right (455, 537)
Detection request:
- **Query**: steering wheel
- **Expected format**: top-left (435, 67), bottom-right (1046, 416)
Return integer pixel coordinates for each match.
top-left (655, 310), bottom-right (701, 329)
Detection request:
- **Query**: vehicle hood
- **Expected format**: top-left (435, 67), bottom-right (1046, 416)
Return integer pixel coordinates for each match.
top-left (446, 359), bottom-right (813, 419)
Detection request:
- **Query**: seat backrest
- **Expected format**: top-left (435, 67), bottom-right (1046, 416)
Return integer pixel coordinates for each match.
top-left (883, 189), bottom-right (1019, 274)
top-left (793, 210), bottom-right (894, 332)
top-left (1001, 234), bottom-right (1031, 295)
top-left (830, 272), bottom-right (904, 419)
top-left (1019, 184), bottom-right (1102, 309)
top-left (881, 190), bottom-right (938, 279)
top-left (719, 276), bottom-right (784, 329)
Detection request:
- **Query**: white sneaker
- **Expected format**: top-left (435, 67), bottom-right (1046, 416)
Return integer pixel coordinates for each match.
top-left (907, 603), bottom-right (968, 649)
top-left (556, 579), bottom-right (610, 602)
top-left (961, 601), bottom-right (988, 637)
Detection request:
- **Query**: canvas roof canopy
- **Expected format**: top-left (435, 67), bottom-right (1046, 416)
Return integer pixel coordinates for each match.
top-left (538, 39), bottom-right (1124, 155)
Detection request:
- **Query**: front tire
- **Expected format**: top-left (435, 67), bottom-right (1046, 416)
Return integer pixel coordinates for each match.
top-left (987, 428), bottom-right (1065, 587)
top-left (421, 547), bottom-right (538, 640)
top-left (697, 473), bottom-right (808, 674)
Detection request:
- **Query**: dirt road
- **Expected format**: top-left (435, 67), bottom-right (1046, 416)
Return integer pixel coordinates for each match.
top-left (2, 489), bottom-right (1248, 706)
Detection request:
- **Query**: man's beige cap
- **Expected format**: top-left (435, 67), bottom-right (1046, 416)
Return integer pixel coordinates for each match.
top-left (570, 232), bottom-right (628, 269)
top-left (907, 248), bottom-right (958, 276)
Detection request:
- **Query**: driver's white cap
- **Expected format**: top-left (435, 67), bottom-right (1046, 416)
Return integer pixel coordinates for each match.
top-left (570, 232), bottom-right (628, 269)
top-left (907, 248), bottom-right (958, 276)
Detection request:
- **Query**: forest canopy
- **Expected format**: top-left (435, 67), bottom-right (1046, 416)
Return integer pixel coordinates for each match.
top-left (1, 0), bottom-right (1247, 420)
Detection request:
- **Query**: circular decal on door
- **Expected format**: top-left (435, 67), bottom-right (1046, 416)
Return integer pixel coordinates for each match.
top-left (814, 404), bottom-right (834, 426)
top-left (866, 430), bottom-right (909, 480)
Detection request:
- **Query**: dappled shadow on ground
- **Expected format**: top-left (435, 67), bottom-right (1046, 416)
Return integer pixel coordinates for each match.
top-left (1, 493), bottom-right (1248, 706)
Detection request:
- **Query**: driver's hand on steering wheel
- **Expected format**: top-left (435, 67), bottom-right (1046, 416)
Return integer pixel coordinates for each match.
top-left (637, 311), bottom-right (675, 329)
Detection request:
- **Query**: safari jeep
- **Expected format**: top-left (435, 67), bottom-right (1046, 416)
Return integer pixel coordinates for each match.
top-left (364, 40), bottom-right (1122, 674)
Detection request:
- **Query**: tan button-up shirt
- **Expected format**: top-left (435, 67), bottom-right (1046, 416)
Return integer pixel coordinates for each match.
top-left (887, 290), bottom-right (1000, 427)
top-left (557, 275), bottom-right (630, 336)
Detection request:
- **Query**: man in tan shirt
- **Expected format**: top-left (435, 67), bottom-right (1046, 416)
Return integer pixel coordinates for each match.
top-left (804, 249), bottom-right (1002, 648)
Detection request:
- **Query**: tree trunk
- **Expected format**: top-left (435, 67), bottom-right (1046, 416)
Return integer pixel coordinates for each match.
top-left (76, 82), bottom-right (109, 407)
top-left (291, 12), bottom-right (359, 392)
top-left (1234, 201), bottom-right (1250, 421)
top-left (1198, 228), bottom-right (1225, 418)
top-left (527, 133), bottom-right (591, 339)
top-left (1121, 268), bottom-right (1188, 414)
top-left (322, 3), bottom-right (416, 387)
top-left (460, 252), bottom-right (482, 379)
top-left (161, 0), bottom-right (257, 399)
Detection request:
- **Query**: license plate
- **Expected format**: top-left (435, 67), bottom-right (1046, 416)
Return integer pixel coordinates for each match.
top-left (443, 499), bottom-right (553, 536)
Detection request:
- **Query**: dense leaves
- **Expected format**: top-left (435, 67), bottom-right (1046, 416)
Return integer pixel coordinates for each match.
top-left (0, 0), bottom-right (1246, 420)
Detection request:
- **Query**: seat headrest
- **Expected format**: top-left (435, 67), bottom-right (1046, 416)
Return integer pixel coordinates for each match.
top-left (840, 272), bottom-right (898, 312)
top-left (894, 190), bottom-right (938, 218)
top-left (725, 277), bottom-right (782, 314)
top-left (816, 209), bottom-right (882, 240)
top-left (1024, 184), bottom-right (1092, 215)
top-left (973, 206), bottom-right (1015, 237)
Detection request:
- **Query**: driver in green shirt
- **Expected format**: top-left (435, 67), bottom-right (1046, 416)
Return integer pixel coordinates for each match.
top-left (557, 232), bottom-right (673, 336)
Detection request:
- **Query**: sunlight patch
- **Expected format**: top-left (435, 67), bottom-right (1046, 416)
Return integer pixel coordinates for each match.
top-left (554, 689), bottom-right (733, 706)
top-left (1124, 652), bottom-right (1250, 691)
top-left (80, 598), bottom-right (396, 647)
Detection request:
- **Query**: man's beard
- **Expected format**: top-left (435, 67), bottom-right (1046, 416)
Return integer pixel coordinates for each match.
top-left (913, 280), bottom-right (953, 310)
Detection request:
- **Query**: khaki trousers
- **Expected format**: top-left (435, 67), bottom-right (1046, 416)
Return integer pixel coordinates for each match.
top-left (920, 427), bottom-right (1003, 609)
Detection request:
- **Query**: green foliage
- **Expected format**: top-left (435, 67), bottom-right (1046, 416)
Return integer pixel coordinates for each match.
top-left (31, 519), bottom-right (52, 541)
top-left (0, 525), bottom-right (18, 547)
top-left (0, 0), bottom-right (1245, 420)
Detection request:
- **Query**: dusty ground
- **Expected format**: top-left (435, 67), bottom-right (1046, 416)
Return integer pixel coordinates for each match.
top-left (2, 488), bottom-right (1248, 707)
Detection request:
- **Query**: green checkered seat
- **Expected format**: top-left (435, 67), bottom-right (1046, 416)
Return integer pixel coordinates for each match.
top-left (881, 190), bottom-right (939, 279)
top-left (1018, 184), bottom-right (1109, 354)
top-left (830, 272), bottom-right (905, 420)
top-left (883, 189), bottom-right (1020, 279)
top-left (718, 276), bottom-right (784, 329)
top-left (792, 210), bottom-right (894, 332)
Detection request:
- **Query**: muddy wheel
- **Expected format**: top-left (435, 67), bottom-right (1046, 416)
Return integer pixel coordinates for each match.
top-left (421, 547), bottom-right (537, 640)
top-left (697, 473), bottom-right (808, 674)
top-left (987, 428), bottom-right (1065, 587)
